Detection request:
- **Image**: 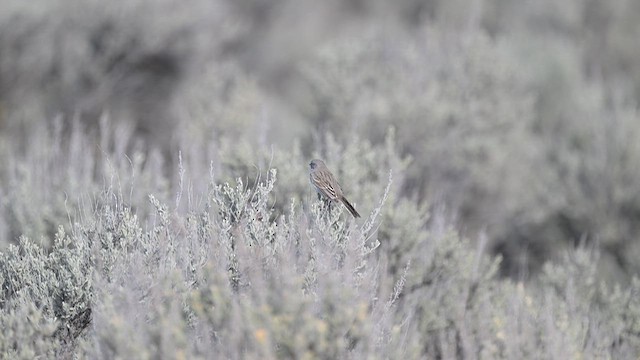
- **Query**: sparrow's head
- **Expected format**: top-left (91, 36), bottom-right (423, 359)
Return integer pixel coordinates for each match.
top-left (309, 159), bottom-right (325, 170)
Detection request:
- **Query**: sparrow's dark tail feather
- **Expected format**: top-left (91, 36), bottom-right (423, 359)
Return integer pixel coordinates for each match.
top-left (341, 198), bottom-right (361, 218)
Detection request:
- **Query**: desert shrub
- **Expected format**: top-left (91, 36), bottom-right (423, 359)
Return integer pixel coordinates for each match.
top-left (80, 154), bottom-right (393, 359)
top-left (471, 0), bottom-right (640, 279)
top-left (0, 294), bottom-right (59, 359)
top-left (535, 245), bottom-right (640, 358)
top-left (292, 21), bottom-right (640, 281)
top-left (501, 35), bottom-right (640, 278)
top-left (0, 138), bottom-right (638, 358)
top-left (0, 0), bottom-right (223, 151)
top-left (2, 1), bottom-right (640, 358)
top-left (0, 227), bottom-right (92, 357)
top-left (4, 0), bottom-right (640, 285)
top-left (295, 27), bottom-right (548, 273)
top-left (0, 116), bottom-right (173, 249)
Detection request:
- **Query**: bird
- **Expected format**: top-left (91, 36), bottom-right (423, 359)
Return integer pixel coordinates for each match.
top-left (309, 159), bottom-right (361, 218)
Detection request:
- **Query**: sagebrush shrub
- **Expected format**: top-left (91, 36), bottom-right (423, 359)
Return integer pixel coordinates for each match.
top-left (0, 150), bottom-right (638, 358)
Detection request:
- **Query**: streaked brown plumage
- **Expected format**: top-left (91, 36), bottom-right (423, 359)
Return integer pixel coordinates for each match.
top-left (309, 159), bottom-right (361, 218)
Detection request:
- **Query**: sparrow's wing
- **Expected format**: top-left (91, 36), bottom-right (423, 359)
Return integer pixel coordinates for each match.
top-left (311, 170), bottom-right (341, 200)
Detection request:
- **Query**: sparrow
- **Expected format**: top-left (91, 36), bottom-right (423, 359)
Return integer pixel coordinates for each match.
top-left (309, 159), bottom-right (361, 218)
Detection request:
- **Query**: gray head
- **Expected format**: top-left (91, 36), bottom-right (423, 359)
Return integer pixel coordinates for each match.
top-left (309, 159), bottom-right (326, 170)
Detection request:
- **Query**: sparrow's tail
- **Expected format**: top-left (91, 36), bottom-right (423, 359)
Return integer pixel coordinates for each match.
top-left (340, 197), bottom-right (361, 218)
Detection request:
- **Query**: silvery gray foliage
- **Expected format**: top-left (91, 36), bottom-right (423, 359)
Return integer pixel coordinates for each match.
top-left (1, 1), bottom-right (640, 356)
top-left (0, 158), bottom-right (638, 358)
